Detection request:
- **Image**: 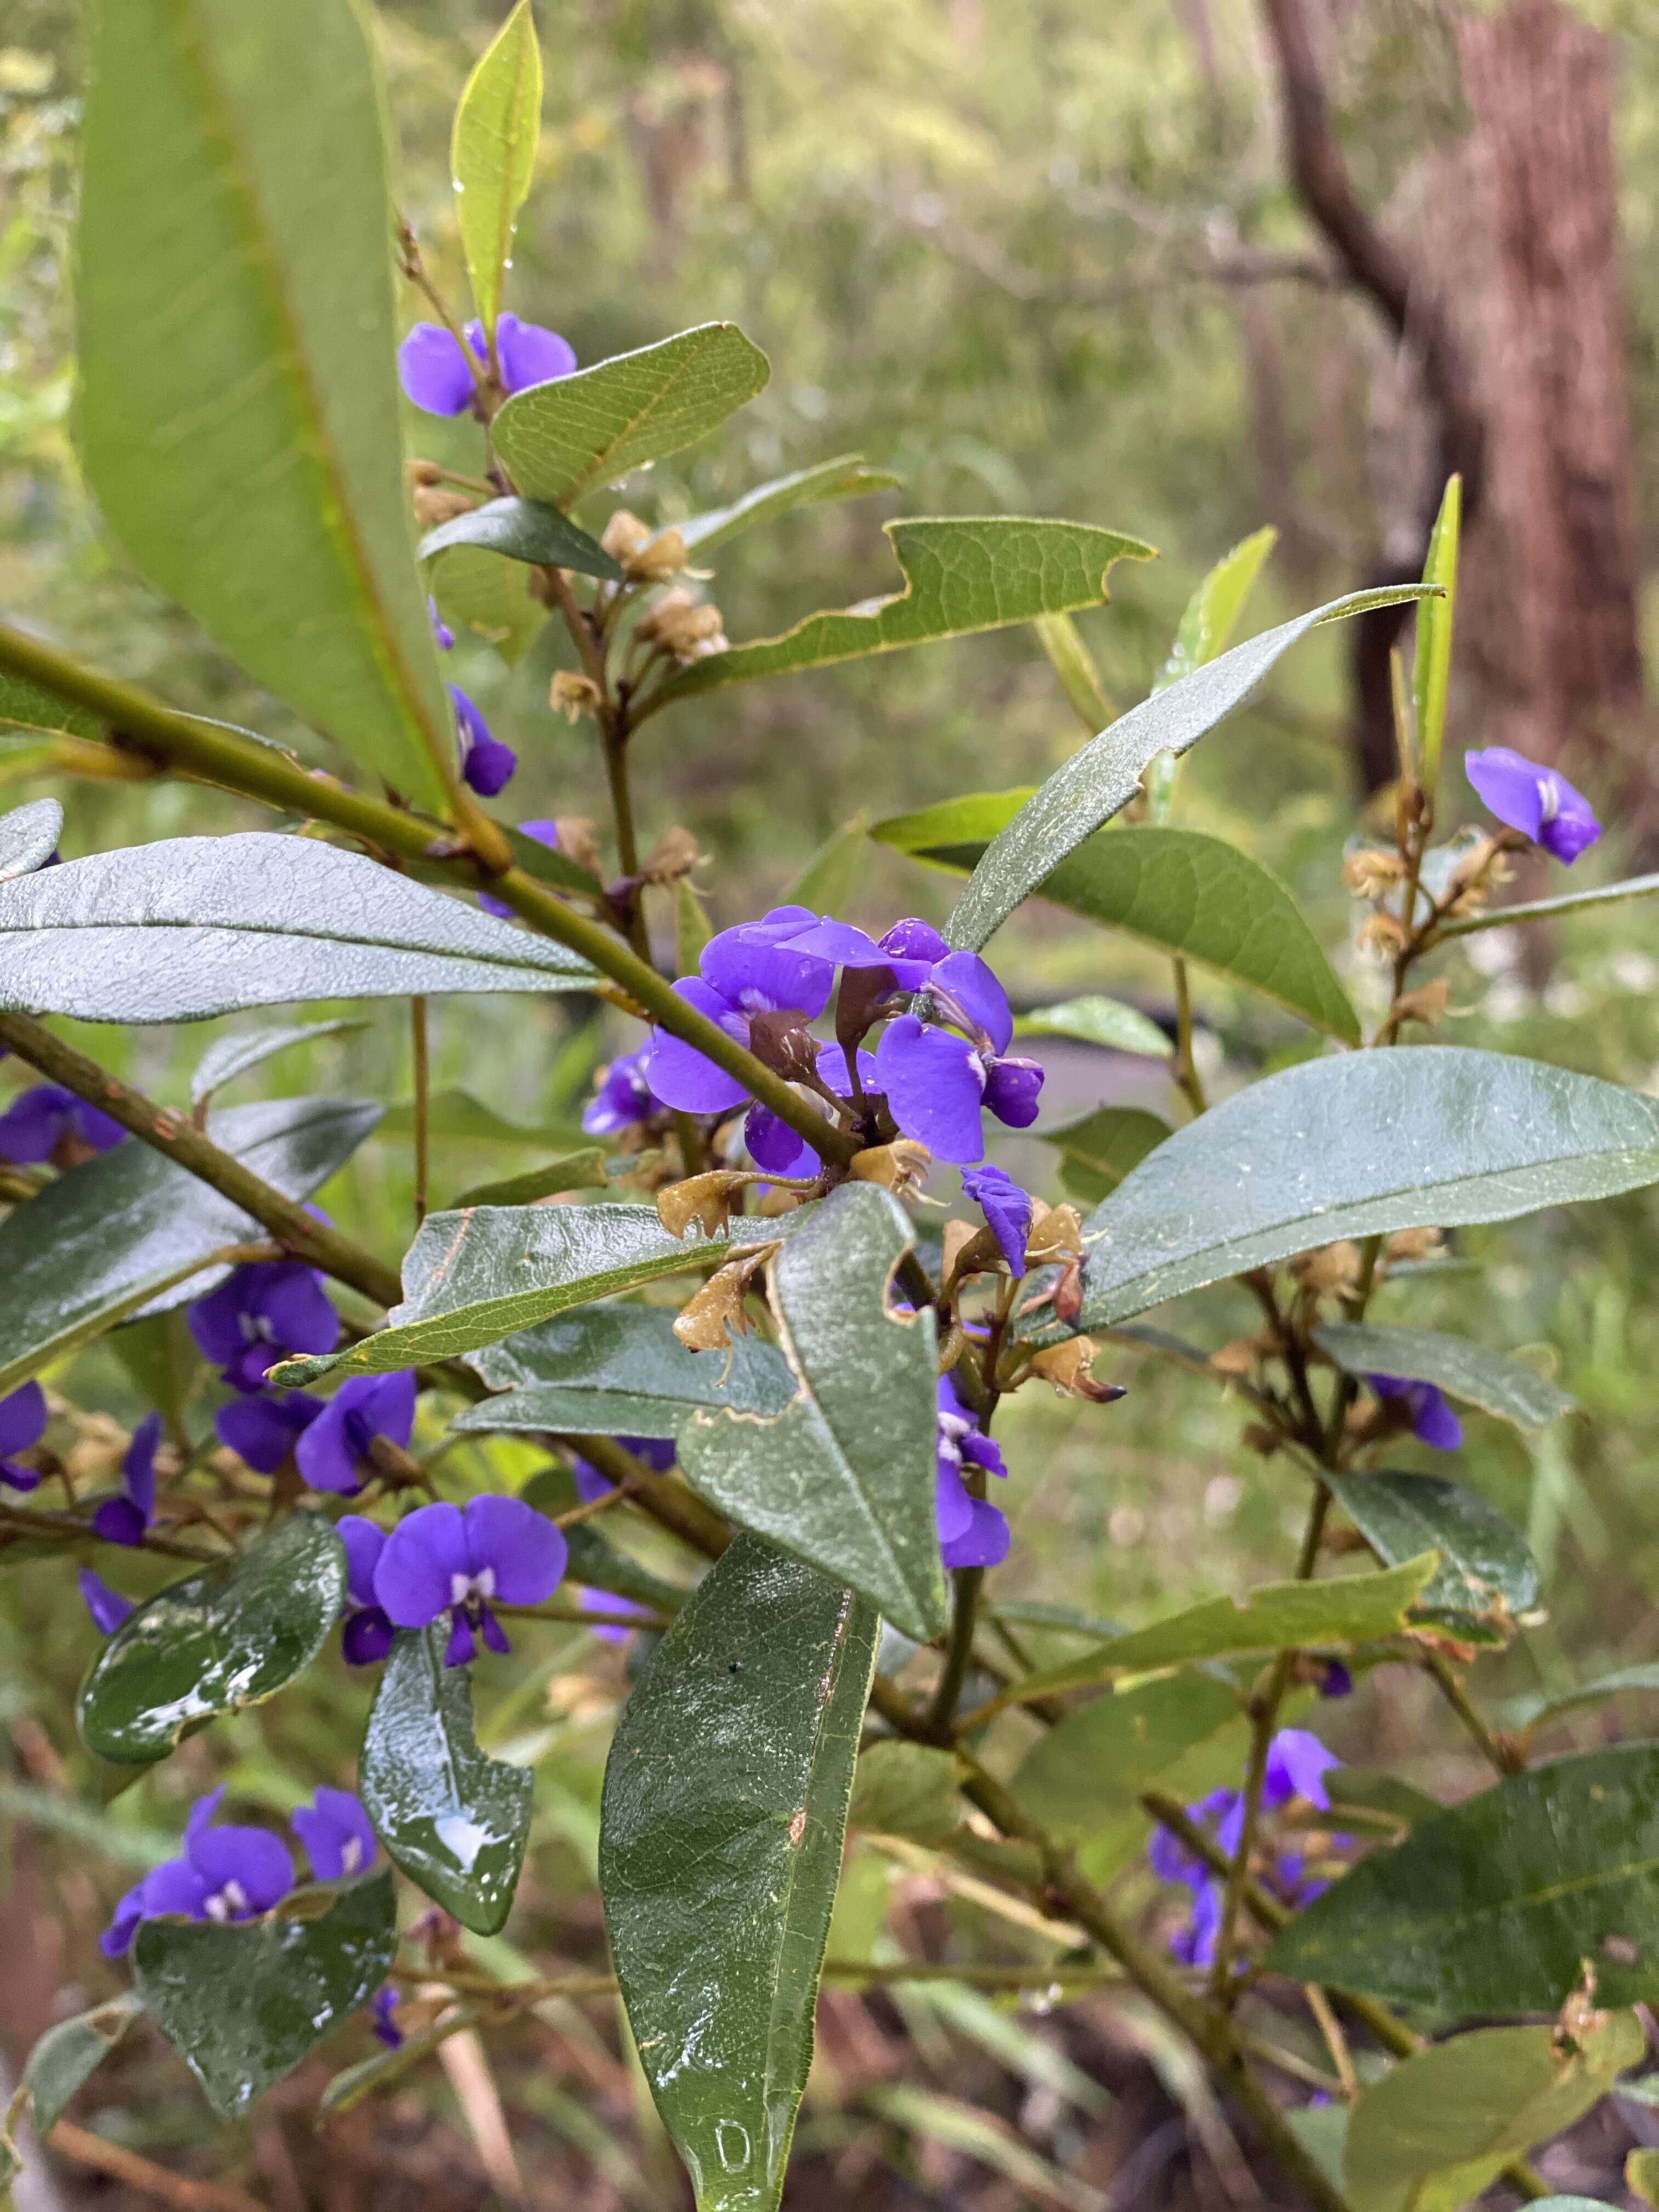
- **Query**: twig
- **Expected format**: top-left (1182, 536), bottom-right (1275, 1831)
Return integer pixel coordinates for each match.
top-left (48, 2123), bottom-right (266, 2212)
top-left (1304, 1984), bottom-right (1358, 2099)
top-left (1172, 957), bottom-right (1207, 1115)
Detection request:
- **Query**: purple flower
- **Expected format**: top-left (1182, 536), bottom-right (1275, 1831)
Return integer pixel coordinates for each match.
top-left (579, 1587), bottom-right (652, 1646)
top-left (0, 1085), bottom-right (126, 1166)
top-left (91, 1412), bottom-right (161, 1547)
top-left (428, 596), bottom-right (455, 652)
top-left (101, 1787), bottom-right (294, 1958)
top-left (398, 315), bottom-right (577, 416)
top-left (1169, 1877), bottom-right (1222, 1967)
top-left (188, 1261), bottom-right (340, 1393)
top-left (374, 1495), bottom-right (567, 1666)
top-left (1262, 1728), bottom-right (1340, 1813)
top-left (291, 1787), bottom-right (378, 1882)
top-left (1367, 1373), bottom-right (1463, 1452)
top-left (645, 906), bottom-right (836, 1115)
top-left (80, 1567), bottom-right (134, 1635)
top-left (337, 1513), bottom-right (396, 1666)
top-left (451, 685), bottom-right (517, 797)
top-left (961, 1163), bottom-right (1034, 1276)
top-left (1150, 1735), bottom-right (1340, 1964)
top-left (1465, 746), bottom-right (1601, 865)
top-left (295, 1373), bottom-right (419, 1497)
top-left (1321, 1660), bottom-right (1353, 1699)
top-left (571, 1438), bottom-right (675, 1506)
top-left (873, 951), bottom-right (1043, 1165)
top-left (0, 1379), bottom-right (47, 1492)
top-left (934, 1374), bottom-right (1010, 1570)
top-left (743, 1044), bottom-right (876, 1180)
top-left (481, 820), bottom-right (557, 918)
top-left (370, 1987), bottom-right (404, 2050)
top-left (215, 1391), bottom-right (324, 1475)
top-left (583, 1045), bottom-right (664, 1137)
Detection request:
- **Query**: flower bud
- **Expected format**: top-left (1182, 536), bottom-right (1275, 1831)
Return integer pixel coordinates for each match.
top-left (1386, 1226), bottom-right (1442, 1263)
top-left (627, 527), bottom-right (686, 584)
top-left (656, 1170), bottom-right (750, 1241)
top-left (406, 458), bottom-right (447, 488)
top-left (1025, 1201), bottom-right (1083, 1266)
top-left (1051, 1256), bottom-right (1084, 1325)
top-left (601, 509), bottom-right (653, 562)
top-left (642, 826), bottom-right (699, 885)
top-left (848, 1139), bottom-right (930, 1199)
top-left (411, 486), bottom-right (475, 529)
top-left (550, 671), bottom-right (602, 723)
top-left (1356, 911), bottom-right (1409, 959)
top-left (1029, 1336), bottom-right (1126, 1403)
top-left (1392, 978), bottom-right (1451, 1028)
top-left (1341, 848), bottom-right (1407, 899)
top-left (637, 588), bottom-right (729, 663)
top-left (1292, 1241), bottom-right (1361, 1299)
top-left (1210, 1338), bottom-right (1258, 1379)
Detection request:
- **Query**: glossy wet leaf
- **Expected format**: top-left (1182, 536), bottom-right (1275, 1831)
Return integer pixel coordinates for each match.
top-left (133, 1869), bottom-right (396, 2118)
top-left (1014, 995), bottom-right (1170, 1057)
top-left (494, 323), bottom-right (770, 505)
top-left (419, 495), bottom-right (622, 579)
top-left (0, 832), bottom-right (596, 1022)
top-left (601, 1534), bottom-right (878, 2212)
top-left (1002, 1556), bottom-right (1435, 1706)
top-left (679, 454), bottom-right (901, 555)
top-left (78, 1514), bottom-right (346, 1763)
top-left (848, 1742), bottom-right (960, 1843)
top-left (456, 1301), bottom-right (793, 1438)
top-left (1267, 1746), bottom-right (1659, 2013)
top-left (449, 0), bottom-right (541, 337)
top-left (656, 518), bottom-right (1152, 704)
top-left (1076, 1049), bottom-right (1659, 1330)
top-left (8, 1993), bottom-right (144, 2142)
top-left (1322, 1469), bottom-right (1539, 1624)
top-left (449, 1147), bottom-right (608, 1210)
top-left (1315, 1322), bottom-right (1575, 1429)
top-left (944, 584), bottom-right (1434, 950)
top-left (79, 0), bottom-right (452, 809)
top-left (360, 1626), bottom-right (533, 1935)
top-left (676, 1185), bottom-right (946, 1642)
top-left (1038, 1104), bottom-right (1171, 1209)
top-left (1413, 476), bottom-right (1462, 794)
top-left (0, 797), bottom-right (61, 880)
top-left (1344, 2011), bottom-right (1643, 2212)
top-left (1012, 1673), bottom-right (1239, 1842)
top-left (0, 1095), bottom-right (378, 1395)
top-left (190, 1018), bottom-right (367, 1109)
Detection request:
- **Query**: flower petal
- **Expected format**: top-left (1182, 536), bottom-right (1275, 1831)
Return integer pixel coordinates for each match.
top-left (934, 1460), bottom-right (975, 1547)
top-left (961, 1163), bottom-right (1034, 1276)
top-left (291, 1787), bottom-right (377, 1884)
top-left (191, 1825), bottom-right (295, 1914)
top-left (700, 929), bottom-right (833, 1022)
top-left (0, 1380), bottom-right (47, 1458)
top-left (744, 1102), bottom-right (819, 1177)
top-left (215, 1392), bottom-right (321, 1475)
top-left (874, 1015), bottom-right (986, 1164)
top-left (92, 1496), bottom-right (149, 1548)
top-left (928, 950), bottom-right (1012, 1054)
top-left (1263, 1727), bottom-right (1340, 1812)
top-left (337, 1514), bottom-right (388, 1608)
top-left (397, 323), bottom-right (477, 415)
top-left (461, 1494), bottom-right (567, 1605)
top-left (983, 1056), bottom-right (1044, 1130)
top-left (374, 1501), bottom-right (470, 1627)
top-left (123, 1411), bottom-right (161, 1521)
top-left (492, 313), bottom-right (577, 392)
top-left (0, 1085), bottom-right (72, 1164)
top-left (342, 1606), bottom-right (396, 1667)
top-left (645, 978), bottom-right (752, 1113)
top-left (940, 1496), bottom-right (1010, 1570)
top-left (80, 1567), bottom-right (134, 1635)
top-left (1464, 745), bottom-right (1545, 840)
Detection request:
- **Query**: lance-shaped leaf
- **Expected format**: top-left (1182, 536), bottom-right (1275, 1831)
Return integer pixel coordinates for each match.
top-left (1314, 1321), bottom-right (1574, 1430)
top-left (449, 1147), bottom-right (607, 1209)
top-left (1012, 1674), bottom-right (1240, 1842)
top-left (134, 1869), bottom-right (396, 2119)
top-left (1076, 1048), bottom-right (1659, 1330)
top-left (5, 1993), bottom-right (144, 2153)
top-left (78, 1514), bottom-right (347, 1763)
top-left (679, 454), bottom-right (902, 556)
top-left (676, 1185), bottom-right (946, 1642)
top-left (450, 0), bottom-right (541, 338)
top-left (455, 1302), bottom-right (793, 1438)
top-left (1438, 870), bottom-right (1659, 938)
top-left (945, 583), bottom-right (1435, 950)
top-left (1511, 1664), bottom-right (1659, 1735)
top-left (360, 1626), bottom-right (533, 1935)
top-left (872, 786), bottom-right (1035, 859)
top-left (1144, 526), bottom-right (1277, 820)
top-left (379, 1088), bottom-right (588, 1150)
top-left (1, 670), bottom-right (103, 744)
top-left (1321, 1469), bottom-right (1539, 1624)
top-left (0, 832), bottom-right (597, 1022)
top-left (190, 1018), bottom-right (368, 1109)
top-left (1014, 996), bottom-right (1171, 1058)
top-left (1266, 1746), bottom-right (1659, 2013)
top-left (0, 798), bottom-right (61, 881)
top-left (0, 1095), bottom-right (379, 1396)
top-left (654, 518), bottom-right (1153, 704)
top-left (601, 1536), bottom-right (878, 2212)
top-left (1035, 611), bottom-right (1114, 730)
top-left (848, 1742), bottom-right (960, 1844)
top-left (419, 495), bottom-right (623, 579)
top-left (79, 0), bottom-right (454, 809)
top-left (494, 324), bottom-right (770, 506)
top-left (1038, 1104), bottom-right (1170, 1209)
top-left (1413, 475), bottom-right (1461, 796)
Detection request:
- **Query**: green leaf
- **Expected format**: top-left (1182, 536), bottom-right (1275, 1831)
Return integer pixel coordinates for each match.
top-left (1145, 527), bottom-right (1277, 821)
top-left (419, 495), bottom-right (623, 579)
top-left (562, 1522), bottom-right (686, 1619)
top-left (0, 1096), bottom-right (379, 1396)
top-left (847, 1741), bottom-right (960, 1843)
top-left (8, 1994), bottom-right (144, 2144)
top-left (494, 324), bottom-right (770, 506)
top-left (77, 1514), bottom-right (346, 1763)
top-left (379, 1087), bottom-right (588, 1151)
top-left (1267, 1746), bottom-right (1659, 2013)
top-left (1343, 2011), bottom-right (1643, 2212)
top-left (134, 1870), bottom-right (397, 2118)
top-left (1314, 1322), bottom-right (1574, 1430)
top-left (1012, 1673), bottom-right (1239, 1842)
top-left (318, 2009), bottom-right (481, 2117)
top-left (783, 812), bottom-right (870, 915)
top-left (360, 1625), bottom-right (533, 1935)
top-left (675, 878), bottom-right (714, 975)
top-left (864, 2085), bottom-right (1098, 2207)
top-left (0, 670), bottom-right (103, 746)
top-left (871, 786), bottom-right (1035, 860)
top-left (944, 584), bottom-right (1435, 951)
top-left (448, 1148), bottom-right (608, 1209)
top-left (1034, 610), bottom-right (1114, 730)
top-left (454, 1301), bottom-right (793, 1438)
top-left (190, 1018), bottom-right (368, 1109)
top-left (1413, 477), bottom-right (1462, 797)
top-left (0, 798), bottom-right (62, 881)
top-left (426, 542), bottom-right (545, 665)
top-left (1037, 1104), bottom-right (1170, 1209)
top-left (1512, 1665), bottom-right (1659, 1735)
top-left (0, 832), bottom-right (597, 1022)
top-left (79, 0), bottom-right (453, 810)
top-left (1321, 1469), bottom-right (1539, 1624)
top-left (449, 0), bottom-right (542, 338)
top-left (1631, 2151), bottom-right (1659, 2208)
top-left (654, 518), bottom-right (1154, 705)
top-left (676, 1185), bottom-right (946, 1642)
top-left (502, 818), bottom-right (607, 897)
top-left (601, 1534), bottom-right (878, 2212)
top-left (679, 455), bottom-right (902, 556)
top-left (1076, 1048), bottom-right (1659, 1330)
top-left (1013, 995), bottom-right (1170, 1057)
top-left (1002, 1556), bottom-right (1436, 1706)
top-left (1438, 871), bottom-right (1659, 939)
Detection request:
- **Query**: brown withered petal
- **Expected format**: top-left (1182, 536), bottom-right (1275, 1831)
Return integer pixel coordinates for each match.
top-left (656, 1171), bottom-right (748, 1241)
top-left (600, 508), bottom-right (652, 562)
top-left (411, 486), bottom-right (475, 529)
top-left (672, 1260), bottom-right (763, 1355)
top-left (642, 825), bottom-right (699, 885)
top-left (554, 816), bottom-right (602, 876)
top-left (1292, 1240), bottom-right (1362, 1297)
top-left (1393, 978), bottom-right (1452, 1027)
top-left (848, 1139), bottom-right (930, 1198)
top-left (1051, 1256), bottom-right (1084, 1325)
top-left (549, 671), bottom-right (602, 723)
top-left (1025, 1201), bottom-right (1084, 1266)
top-left (1029, 1337), bottom-right (1125, 1403)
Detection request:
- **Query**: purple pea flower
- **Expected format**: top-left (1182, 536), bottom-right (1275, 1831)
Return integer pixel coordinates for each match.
top-left (582, 1045), bottom-right (664, 1138)
top-left (101, 1787), bottom-right (294, 1958)
top-left (0, 1084), bottom-right (126, 1166)
top-left (934, 1374), bottom-right (1010, 1570)
top-left (645, 905), bottom-right (836, 1115)
top-left (428, 597), bottom-right (455, 652)
top-left (450, 685), bottom-right (517, 797)
top-left (91, 1412), bottom-right (161, 1547)
top-left (571, 1438), bottom-right (676, 1505)
top-left (1366, 1373), bottom-right (1463, 1452)
top-left (0, 1379), bottom-right (47, 1492)
top-left (873, 950), bottom-right (1043, 1165)
top-left (579, 1588), bottom-right (652, 1646)
top-left (1149, 1734), bottom-right (1340, 1966)
top-left (80, 1567), bottom-right (134, 1635)
top-left (961, 1163), bottom-right (1034, 1277)
top-left (1465, 746), bottom-right (1601, 865)
top-left (337, 1513), bottom-right (396, 1666)
top-left (295, 1373), bottom-right (419, 1498)
top-left (369, 1987), bottom-right (404, 2050)
top-left (398, 314), bottom-right (577, 416)
top-left (374, 1494), bottom-right (567, 1666)
top-left (743, 1043), bottom-right (877, 1180)
top-left (481, 820), bottom-right (558, 918)
top-left (215, 1391), bottom-right (324, 1475)
top-left (291, 1787), bottom-right (378, 1882)
top-left (188, 1261), bottom-right (340, 1393)
top-left (1263, 1727), bottom-right (1341, 1814)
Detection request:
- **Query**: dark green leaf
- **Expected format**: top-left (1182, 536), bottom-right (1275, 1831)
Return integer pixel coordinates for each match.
top-left (848, 1741), bottom-right (960, 1843)
top-left (109, 1311), bottom-right (201, 1434)
top-left (0, 798), bottom-right (62, 880)
top-left (0, 1096), bottom-right (379, 1395)
top-left (1038, 1104), bottom-right (1170, 1209)
top-left (190, 1018), bottom-right (368, 1109)
top-left (679, 455), bottom-right (901, 555)
top-left (944, 585), bottom-right (1435, 951)
top-left (1315, 1321), bottom-right (1574, 1430)
top-left (0, 832), bottom-right (596, 1023)
top-left (1267, 1746), bottom-right (1659, 2013)
top-left (0, 670), bottom-right (103, 744)
top-left (9, 1993), bottom-right (144, 2141)
top-left (449, 0), bottom-right (541, 336)
top-left (419, 496), bottom-right (623, 579)
top-left (360, 1626), bottom-right (533, 1935)
top-left (134, 1869), bottom-right (397, 2118)
top-left (425, 542), bottom-right (545, 665)
top-left (79, 0), bottom-right (453, 809)
top-left (1012, 1673), bottom-right (1239, 1841)
top-left (677, 1185), bottom-right (946, 1642)
top-left (494, 324), bottom-right (770, 505)
top-left (1077, 1048), bottom-right (1659, 1330)
top-left (1144, 527), bottom-right (1277, 819)
top-left (1322, 1469), bottom-right (1539, 1624)
top-left (501, 817), bottom-right (607, 896)
top-left (448, 1149), bottom-right (607, 1209)
top-left (601, 1534), bottom-right (878, 2212)
top-left (379, 1088), bottom-right (589, 1150)
top-left (563, 1522), bottom-right (686, 1618)
top-left (1014, 996), bottom-right (1170, 1057)
top-left (655, 518), bottom-right (1153, 703)
top-left (78, 1514), bottom-right (346, 1763)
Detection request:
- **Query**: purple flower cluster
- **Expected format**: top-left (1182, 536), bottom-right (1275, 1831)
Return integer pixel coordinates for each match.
top-left (1366, 1372), bottom-right (1462, 1451)
top-left (935, 1375), bottom-right (1010, 1569)
top-left (961, 1163), bottom-right (1034, 1276)
top-left (191, 1259), bottom-right (340, 1394)
top-left (398, 314), bottom-right (575, 417)
top-left (582, 1045), bottom-right (667, 1138)
top-left (91, 1413), bottom-right (161, 1546)
top-left (0, 1085), bottom-right (125, 1166)
top-left (1465, 746), bottom-right (1601, 866)
top-left (0, 1380), bottom-right (46, 1492)
top-left (336, 1494), bottom-right (567, 1668)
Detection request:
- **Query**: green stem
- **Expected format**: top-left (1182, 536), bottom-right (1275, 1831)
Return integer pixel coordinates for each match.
top-left (927, 1565), bottom-right (984, 1740)
top-left (1171, 956), bottom-right (1207, 1115)
top-left (410, 995), bottom-right (431, 1226)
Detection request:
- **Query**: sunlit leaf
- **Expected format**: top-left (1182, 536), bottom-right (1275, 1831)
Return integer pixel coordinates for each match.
top-left (419, 495), bottom-right (622, 578)
top-left (679, 454), bottom-right (901, 555)
top-left (1413, 477), bottom-right (1461, 796)
top-left (448, 1148), bottom-right (608, 1210)
top-left (1013, 996), bottom-right (1170, 1057)
top-left (449, 0), bottom-right (542, 337)
top-left (1037, 1104), bottom-right (1170, 1209)
top-left (848, 1741), bottom-right (960, 1843)
top-left (1013, 1673), bottom-right (1239, 1841)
